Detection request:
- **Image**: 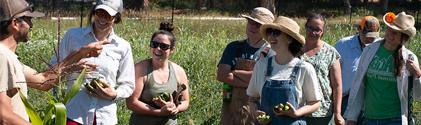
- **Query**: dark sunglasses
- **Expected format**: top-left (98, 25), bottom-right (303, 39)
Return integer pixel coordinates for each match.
top-left (16, 16), bottom-right (33, 27)
top-left (150, 40), bottom-right (172, 50)
top-left (266, 28), bottom-right (282, 37)
top-left (305, 25), bottom-right (322, 33)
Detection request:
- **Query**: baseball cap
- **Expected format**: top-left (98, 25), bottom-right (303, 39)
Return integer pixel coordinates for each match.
top-left (0, 0), bottom-right (44, 21)
top-left (95, 0), bottom-right (123, 16)
top-left (359, 16), bottom-right (380, 38)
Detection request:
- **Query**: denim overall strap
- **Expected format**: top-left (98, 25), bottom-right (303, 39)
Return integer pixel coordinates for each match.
top-left (266, 57), bottom-right (273, 77)
top-left (289, 60), bottom-right (303, 83)
top-left (259, 58), bottom-right (306, 125)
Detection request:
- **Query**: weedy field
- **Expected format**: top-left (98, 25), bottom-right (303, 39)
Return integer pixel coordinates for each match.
top-left (18, 17), bottom-right (421, 125)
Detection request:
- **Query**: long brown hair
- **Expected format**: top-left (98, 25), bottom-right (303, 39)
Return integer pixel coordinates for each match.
top-left (394, 33), bottom-right (410, 76)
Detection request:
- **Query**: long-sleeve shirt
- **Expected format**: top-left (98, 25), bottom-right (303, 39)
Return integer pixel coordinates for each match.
top-left (50, 26), bottom-right (135, 125)
top-left (344, 39), bottom-right (421, 125)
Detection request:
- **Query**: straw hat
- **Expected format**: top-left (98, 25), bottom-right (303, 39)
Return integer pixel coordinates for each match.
top-left (260, 16), bottom-right (305, 45)
top-left (241, 7), bottom-right (274, 24)
top-left (383, 12), bottom-right (416, 37)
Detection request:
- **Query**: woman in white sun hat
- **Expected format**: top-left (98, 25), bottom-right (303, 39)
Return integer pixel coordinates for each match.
top-left (50, 0), bottom-right (135, 125)
top-left (247, 16), bottom-right (322, 125)
top-left (345, 12), bottom-right (421, 125)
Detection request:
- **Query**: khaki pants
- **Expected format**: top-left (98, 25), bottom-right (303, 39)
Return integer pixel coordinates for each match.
top-left (221, 88), bottom-right (255, 125)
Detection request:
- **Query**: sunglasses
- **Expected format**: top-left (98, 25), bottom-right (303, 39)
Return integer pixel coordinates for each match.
top-left (305, 25), bottom-right (323, 33)
top-left (266, 28), bottom-right (282, 37)
top-left (150, 40), bottom-right (172, 50)
top-left (16, 16), bottom-right (33, 27)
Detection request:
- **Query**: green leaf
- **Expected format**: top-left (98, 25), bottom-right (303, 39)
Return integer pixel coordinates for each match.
top-left (54, 103), bottom-right (67, 125)
top-left (63, 68), bottom-right (86, 104)
top-left (19, 91), bottom-right (43, 125)
top-left (43, 105), bottom-right (54, 125)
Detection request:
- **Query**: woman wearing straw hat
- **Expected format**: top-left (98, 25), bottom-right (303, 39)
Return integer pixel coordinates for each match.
top-left (217, 7), bottom-right (274, 125)
top-left (302, 13), bottom-right (345, 125)
top-left (344, 12), bottom-right (421, 125)
top-left (247, 16), bottom-right (322, 125)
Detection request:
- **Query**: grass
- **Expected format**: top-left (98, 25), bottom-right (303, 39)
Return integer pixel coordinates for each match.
top-left (17, 17), bottom-right (421, 125)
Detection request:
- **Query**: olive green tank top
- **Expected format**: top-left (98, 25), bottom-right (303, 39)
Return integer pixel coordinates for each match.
top-left (129, 59), bottom-right (178, 125)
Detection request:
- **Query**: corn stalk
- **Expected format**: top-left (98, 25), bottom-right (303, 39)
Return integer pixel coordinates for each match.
top-left (19, 14), bottom-right (87, 125)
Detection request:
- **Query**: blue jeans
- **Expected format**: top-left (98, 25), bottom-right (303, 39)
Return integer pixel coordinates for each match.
top-left (362, 117), bottom-right (401, 125)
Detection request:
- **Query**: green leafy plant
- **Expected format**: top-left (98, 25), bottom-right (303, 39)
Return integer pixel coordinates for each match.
top-left (20, 69), bottom-right (86, 125)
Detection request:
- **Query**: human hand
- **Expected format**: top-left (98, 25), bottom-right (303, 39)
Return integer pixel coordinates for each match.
top-left (406, 55), bottom-right (421, 78)
top-left (255, 110), bottom-right (270, 125)
top-left (153, 95), bottom-right (178, 116)
top-left (90, 82), bottom-right (117, 100)
top-left (80, 40), bottom-right (111, 58)
top-left (334, 113), bottom-right (345, 125)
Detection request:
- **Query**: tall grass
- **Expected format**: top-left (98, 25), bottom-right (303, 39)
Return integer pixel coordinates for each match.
top-left (18, 18), bottom-right (421, 125)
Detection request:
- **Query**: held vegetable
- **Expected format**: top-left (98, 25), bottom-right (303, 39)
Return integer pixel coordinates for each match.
top-left (274, 103), bottom-right (290, 113)
top-left (153, 92), bottom-right (171, 102)
top-left (85, 78), bottom-right (110, 93)
top-left (256, 114), bottom-right (270, 122)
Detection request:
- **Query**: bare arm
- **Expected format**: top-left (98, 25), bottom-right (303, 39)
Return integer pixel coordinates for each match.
top-left (330, 59), bottom-right (345, 125)
top-left (0, 91), bottom-right (30, 125)
top-left (25, 40), bottom-right (110, 91)
top-left (217, 64), bottom-right (249, 88)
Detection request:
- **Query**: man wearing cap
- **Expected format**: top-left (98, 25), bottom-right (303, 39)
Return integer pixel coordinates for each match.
top-left (0, 0), bottom-right (106, 124)
top-left (334, 16), bottom-right (380, 119)
top-left (345, 12), bottom-right (421, 125)
top-left (50, 0), bottom-right (134, 124)
top-left (217, 7), bottom-right (274, 125)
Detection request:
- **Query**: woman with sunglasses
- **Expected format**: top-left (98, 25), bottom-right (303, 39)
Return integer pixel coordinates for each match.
top-left (126, 22), bottom-right (190, 125)
top-left (50, 0), bottom-right (135, 125)
top-left (301, 13), bottom-right (345, 125)
top-left (247, 16), bottom-right (322, 125)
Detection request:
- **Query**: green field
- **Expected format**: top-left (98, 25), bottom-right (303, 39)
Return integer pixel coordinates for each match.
top-left (18, 17), bottom-right (421, 125)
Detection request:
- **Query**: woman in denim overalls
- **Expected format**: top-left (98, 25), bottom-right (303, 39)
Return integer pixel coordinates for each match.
top-left (247, 16), bottom-right (323, 125)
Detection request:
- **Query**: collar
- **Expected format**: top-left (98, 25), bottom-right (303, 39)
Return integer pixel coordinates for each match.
top-left (0, 43), bottom-right (18, 59)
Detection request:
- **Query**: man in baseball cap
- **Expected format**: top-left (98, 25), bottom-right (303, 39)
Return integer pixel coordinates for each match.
top-left (334, 16), bottom-right (380, 123)
top-left (0, 0), bottom-right (107, 124)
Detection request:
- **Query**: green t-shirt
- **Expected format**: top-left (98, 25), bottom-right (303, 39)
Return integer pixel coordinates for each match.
top-left (364, 43), bottom-right (401, 119)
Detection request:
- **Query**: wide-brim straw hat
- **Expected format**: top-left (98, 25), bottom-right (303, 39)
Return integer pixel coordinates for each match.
top-left (383, 12), bottom-right (416, 37)
top-left (241, 7), bottom-right (274, 24)
top-left (260, 16), bottom-right (305, 45)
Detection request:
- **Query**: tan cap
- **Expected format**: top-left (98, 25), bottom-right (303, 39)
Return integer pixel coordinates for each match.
top-left (241, 7), bottom-right (274, 24)
top-left (359, 16), bottom-right (380, 38)
top-left (0, 0), bottom-right (44, 21)
top-left (95, 0), bottom-right (124, 16)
